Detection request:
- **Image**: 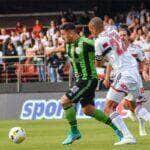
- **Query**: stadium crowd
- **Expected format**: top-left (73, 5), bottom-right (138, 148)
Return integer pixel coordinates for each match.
top-left (0, 3), bottom-right (149, 83)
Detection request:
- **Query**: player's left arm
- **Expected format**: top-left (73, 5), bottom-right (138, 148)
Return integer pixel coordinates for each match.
top-left (94, 37), bottom-right (112, 67)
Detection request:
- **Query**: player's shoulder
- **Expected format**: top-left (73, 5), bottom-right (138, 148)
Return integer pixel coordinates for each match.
top-left (97, 32), bottom-right (110, 43)
top-left (95, 32), bottom-right (110, 49)
top-left (79, 36), bottom-right (94, 46)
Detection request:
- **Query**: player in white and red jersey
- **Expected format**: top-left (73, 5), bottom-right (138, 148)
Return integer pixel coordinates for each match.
top-left (88, 17), bottom-right (145, 145)
top-left (118, 28), bottom-right (150, 136)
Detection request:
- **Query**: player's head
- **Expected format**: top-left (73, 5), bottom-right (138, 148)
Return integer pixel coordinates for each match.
top-left (88, 17), bottom-right (103, 37)
top-left (119, 28), bottom-right (130, 43)
top-left (60, 22), bottom-right (77, 43)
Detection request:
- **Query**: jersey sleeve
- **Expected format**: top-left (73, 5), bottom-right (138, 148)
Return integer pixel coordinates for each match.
top-left (84, 37), bottom-right (94, 46)
top-left (95, 36), bottom-right (112, 61)
top-left (82, 37), bottom-right (95, 52)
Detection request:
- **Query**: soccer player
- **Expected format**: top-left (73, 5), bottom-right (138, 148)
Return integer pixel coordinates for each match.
top-left (88, 17), bottom-right (141, 145)
top-left (118, 28), bottom-right (150, 136)
top-left (46, 22), bottom-right (122, 145)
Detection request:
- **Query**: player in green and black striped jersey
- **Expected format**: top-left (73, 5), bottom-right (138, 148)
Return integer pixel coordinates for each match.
top-left (47, 22), bottom-right (123, 145)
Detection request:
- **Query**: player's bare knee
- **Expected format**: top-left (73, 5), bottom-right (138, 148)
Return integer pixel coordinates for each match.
top-left (82, 105), bottom-right (94, 116)
top-left (124, 99), bottom-right (135, 112)
top-left (104, 100), bottom-right (118, 115)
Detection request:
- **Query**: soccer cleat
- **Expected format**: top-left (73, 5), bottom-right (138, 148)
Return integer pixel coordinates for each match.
top-left (114, 129), bottom-right (123, 141)
top-left (62, 131), bottom-right (81, 145)
top-left (114, 137), bottom-right (136, 145)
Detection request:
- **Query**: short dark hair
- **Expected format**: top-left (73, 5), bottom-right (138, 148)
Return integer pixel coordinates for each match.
top-left (119, 24), bottom-right (131, 36)
top-left (60, 22), bottom-right (76, 31)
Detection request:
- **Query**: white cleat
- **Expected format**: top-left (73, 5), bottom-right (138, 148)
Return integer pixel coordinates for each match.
top-left (114, 137), bottom-right (136, 145)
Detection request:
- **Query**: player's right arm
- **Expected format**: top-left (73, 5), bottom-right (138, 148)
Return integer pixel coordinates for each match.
top-left (45, 44), bottom-right (66, 56)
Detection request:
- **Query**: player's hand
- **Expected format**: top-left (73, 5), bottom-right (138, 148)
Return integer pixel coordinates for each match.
top-left (103, 79), bottom-right (110, 88)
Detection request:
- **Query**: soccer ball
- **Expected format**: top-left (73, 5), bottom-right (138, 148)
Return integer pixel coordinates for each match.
top-left (8, 127), bottom-right (26, 144)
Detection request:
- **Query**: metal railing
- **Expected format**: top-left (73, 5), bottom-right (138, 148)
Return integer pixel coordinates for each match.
top-left (0, 55), bottom-right (70, 91)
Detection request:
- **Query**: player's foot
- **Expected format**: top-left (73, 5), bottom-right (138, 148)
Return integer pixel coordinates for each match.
top-left (114, 129), bottom-right (123, 141)
top-left (62, 130), bottom-right (81, 145)
top-left (114, 137), bottom-right (136, 145)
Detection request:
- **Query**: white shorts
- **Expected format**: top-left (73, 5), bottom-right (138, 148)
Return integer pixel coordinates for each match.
top-left (106, 72), bottom-right (143, 103)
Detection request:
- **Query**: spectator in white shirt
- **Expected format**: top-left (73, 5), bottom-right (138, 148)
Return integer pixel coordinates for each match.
top-left (0, 28), bottom-right (10, 43)
top-left (21, 26), bottom-right (30, 42)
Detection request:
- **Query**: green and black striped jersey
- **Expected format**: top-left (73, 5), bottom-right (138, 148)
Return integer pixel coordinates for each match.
top-left (66, 36), bottom-right (97, 81)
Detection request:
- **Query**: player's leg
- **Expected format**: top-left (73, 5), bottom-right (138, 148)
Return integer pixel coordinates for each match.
top-left (123, 93), bottom-right (148, 136)
top-left (104, 87), bottom-right (136, 145)
top-left (61, 85), bottom-right (82, 145)
top-left (79, 78), bottom-right (123, 141)
top-left (82, 104), bottom-right (123, 141)
top-left (61, 79), bottom-right (96, 145)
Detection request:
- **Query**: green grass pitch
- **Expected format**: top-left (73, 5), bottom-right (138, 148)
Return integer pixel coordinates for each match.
top-left (0, 119), bottom-right (150, 150)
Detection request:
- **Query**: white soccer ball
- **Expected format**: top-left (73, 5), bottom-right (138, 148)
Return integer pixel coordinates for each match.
top-left (8, 127), bottom-right (26, 144)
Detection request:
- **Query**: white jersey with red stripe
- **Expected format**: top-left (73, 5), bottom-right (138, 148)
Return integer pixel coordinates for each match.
top-left (127, 43), bottom-right (145, 90)
top-left (127, 43), bottom-right (145, 62)
top-left (95, 29), bottom-right (143, 103)
top-left (95, 29), bottom-right (138, 74)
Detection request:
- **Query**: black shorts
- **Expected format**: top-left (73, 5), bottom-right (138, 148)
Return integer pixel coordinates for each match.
top-left (66, 78), bottom-right (98, 107)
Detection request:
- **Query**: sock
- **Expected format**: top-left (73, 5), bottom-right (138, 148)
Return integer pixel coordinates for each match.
top-left (92, 109), bottom-right (118, 131)
top-left (110, 111), bottom-right (134, 138)
top-left (138, 118), bottom-right (147, 136)
top-left (135, 106), bottom-right (150, 122)
top-left (64, 105), bottom-right (78, 133)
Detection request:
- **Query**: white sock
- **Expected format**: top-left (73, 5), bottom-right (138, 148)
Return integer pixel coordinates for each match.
top-left (135, 106), bottom-right (150, 122)
top-left (110, 111), bottom-right (134, 138)
top-left (138, 118), bottom-right (147, 136)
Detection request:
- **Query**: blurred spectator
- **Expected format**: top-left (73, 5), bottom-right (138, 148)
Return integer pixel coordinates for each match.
top-left (77, 11), bottom-right (90, 25)
top-left (32, 20), bottom-right (43, 38)
top-left (128, 17), bottom-right (140, 30)
top-left (66, 9), bottom-right (77, 23)
top-left (103, 15), bottom-right (110, 27)
top-left (46, 21), bottom-right (57, 40)
top-left (47, 53), bottom-right (59, 82)
top-left (0, 28), bottom-right (10, 43)
top-left (57, 52), bottom-right (69, 81)
top-left (16, 22), bottom-right (23, 34)
top-left (10, 31), bottom-right (20, 46)
top-left (3, 42), bottom-right (18, 82)
top-left (126, 14), bottom-right (133, 26)
top-left (16, 41), bottom-right (25, 62)
top-left (21, 26), bottom-right (30, 42)
top-left (0, 50), bottom-right (3, 82)
top-left (34, 41), bottom-right (46, 82)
